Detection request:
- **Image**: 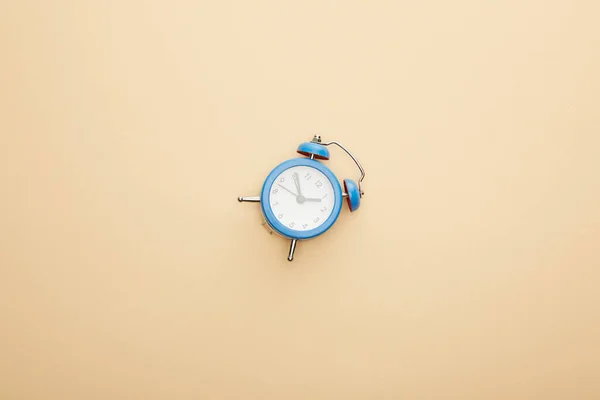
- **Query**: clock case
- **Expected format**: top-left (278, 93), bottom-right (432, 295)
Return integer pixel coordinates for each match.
top-left (238, 135), bottom-right (365, 261)
top-left (260, 157), bottom-right (343, 240)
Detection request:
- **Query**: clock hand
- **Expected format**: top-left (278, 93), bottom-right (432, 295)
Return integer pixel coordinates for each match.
top-left (303, 197), bottom-right (322, 202)
top-left (277, 184), bottom-right (298, 197)
top-left (292, 172), bottom-right (303, 196)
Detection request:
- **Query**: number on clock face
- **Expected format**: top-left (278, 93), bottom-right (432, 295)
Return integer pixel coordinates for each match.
top-left (268, 165), bottom-right (336, 231)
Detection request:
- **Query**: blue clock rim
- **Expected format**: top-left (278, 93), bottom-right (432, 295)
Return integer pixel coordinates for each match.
top-left (260, 158), bottom-right (343, 240)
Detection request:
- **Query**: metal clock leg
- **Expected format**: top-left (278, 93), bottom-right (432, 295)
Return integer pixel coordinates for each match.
top-left (238, 196), bottom-right (261, 202)
top-left (288, 239), bottom-right (297, 261)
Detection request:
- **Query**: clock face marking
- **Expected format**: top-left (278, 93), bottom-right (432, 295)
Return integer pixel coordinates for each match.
top-left (268, 165), bottom-right (336, 232)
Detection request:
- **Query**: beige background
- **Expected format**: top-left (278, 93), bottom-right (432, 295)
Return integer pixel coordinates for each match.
top-left (1, 1), bottom-right (599, 399)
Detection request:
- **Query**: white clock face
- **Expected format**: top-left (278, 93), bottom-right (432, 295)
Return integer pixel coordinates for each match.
top-left (268, 165), bottom-right (336, 232)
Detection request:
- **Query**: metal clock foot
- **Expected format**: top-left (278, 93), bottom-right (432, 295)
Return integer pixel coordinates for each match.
top-left (238, 196), bottom-right (261, 202)
top-left (287, 239), bottom-right (297, 261)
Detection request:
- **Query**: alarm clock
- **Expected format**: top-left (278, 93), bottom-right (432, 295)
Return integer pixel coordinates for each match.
top-left (238, 135), bottom-right (365, 261)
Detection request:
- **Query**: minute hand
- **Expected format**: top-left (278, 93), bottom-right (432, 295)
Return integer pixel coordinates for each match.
top-left (292, 173), bottom-right (303, 196)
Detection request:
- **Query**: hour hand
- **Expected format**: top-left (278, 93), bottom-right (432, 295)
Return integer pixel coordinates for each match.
top-left (303, 197), bottom-right (322, 202)
top-left (292, 173), bottom-right (303, 196)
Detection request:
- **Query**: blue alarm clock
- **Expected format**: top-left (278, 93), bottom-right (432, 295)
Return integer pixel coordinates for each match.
top-left (238, 135), bottom-right (365, 261)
